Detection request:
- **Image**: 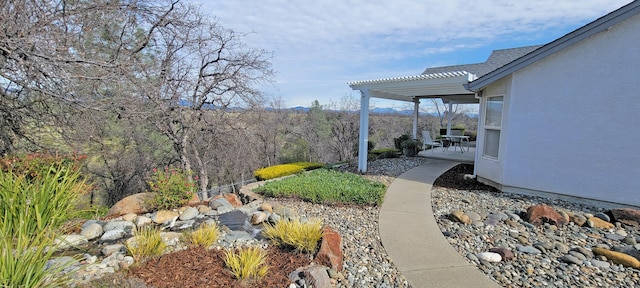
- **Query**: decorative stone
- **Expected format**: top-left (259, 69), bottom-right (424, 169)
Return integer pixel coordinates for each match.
top-left (218, 210), bottom-right (249, 231)
top-left (525, 204), bottom-right (567, 226)
top-left (517, 245), bottom-right (541, 255)
top-left (212, 193), bottom-right (242, 208)
top-left (592, 247), bottom-right (640, 269)
top-left (303, 265), bottom-right (333, 288)
top-left (558, 211), bottom-right (571, 224)
top-left (273, 205), bottom-right (297, 220)
top-left (250, 212), bottom-right (268, 225)
top-left (122, 213), bottom-right (137, 222)
top-left (260, 202), bottom-right (273, 212)
top-left (186, 192), bottom-right (201, 206)
top-left (571, 247), bottom-right (594, 258)
top-left (101, 244), bottom-right (126, 256)
top-left (152, 210), bottom-right (180, 224)
top-left (55, 234), bottom-right (88, 249)
top-left (160, 232), bottom-right (183, 247)
top-left (590, 259), bottom-right (611, 269)
top-left (197, 205), bottom-right (211, 213)
top-left (209, 198), bottom-right (235, 212)
top-left (587, 217), bottom-right (614, 229)
top-left (489, 247), bottom-right (515, 261)
top-left (315, 226), bottom-right (343, 271)
top-left (594, 212), bottom-right (611, 223)
top-left (135, 216), bottom-right (152, 227)
top-left (269, 212), bottom-right (281, 224)
top-left (478, 251), bottom-right (503, 262)
top-left (81, 223), bottom-right (104, 240)
top-left (571, 214), bottom-right (588, 226)
top-left (610, 208), bottom-right (640, 227)
top-left (560, 254), bottom-right (582, 265)
top-left (103, 220), bottom-right (134, 232)
top-left (466, 211), bottom-right (482, 222)
top-left (450, 210), bottom-right (472, 224)
top-left (105, 192), bottom-right (154, 218)
top-left (100, 229), bottom-right (127, 242)
top-left (179, 207), bottom-right (199, 221)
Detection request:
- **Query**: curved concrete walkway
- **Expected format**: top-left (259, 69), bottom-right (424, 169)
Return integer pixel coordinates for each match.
top-left (379, 159), bottom-right (500, 288)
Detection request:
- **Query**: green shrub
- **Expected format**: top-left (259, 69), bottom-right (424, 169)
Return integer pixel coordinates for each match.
top-left (262, 219), bottom-right (323, 254)
top-left (148, 167), bottom-right (197, 210)
top-left (393, 134), bottom-right (411, 150)
top-left (126, 226), bottom-right (166, 263)
top-left (289, 161), bottom-right (324, 171)
top-left (352, 140), bottom-right (375, 156)
top-left (370, 148), bottom-right (400, 159)
top-left (254, 161), bottom-right (325, 181)
top-left (224, 247), bottom-right (269, 280)
top-left (254, 164), bottom-right (304, 181)
top-left (253, 169), bottom-right (386, 205)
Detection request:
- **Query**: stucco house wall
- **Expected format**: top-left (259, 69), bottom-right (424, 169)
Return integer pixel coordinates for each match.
top-left (476, 12), bottom-right (640, 207)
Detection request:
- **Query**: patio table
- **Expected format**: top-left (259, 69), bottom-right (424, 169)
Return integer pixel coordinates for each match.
top-left (443, 135), bottom-right (470, 153)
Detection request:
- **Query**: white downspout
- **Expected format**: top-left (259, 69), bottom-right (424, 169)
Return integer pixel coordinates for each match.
top-left (412, 98), bottom-right (420, 139)
top-left (358, 89), bottom-right (370, 173)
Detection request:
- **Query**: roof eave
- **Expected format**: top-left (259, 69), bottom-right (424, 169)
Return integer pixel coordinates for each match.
top-left (466, 0), bottom-right (640, 93)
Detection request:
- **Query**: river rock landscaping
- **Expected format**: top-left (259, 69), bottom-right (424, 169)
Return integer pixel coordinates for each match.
top-left (51, 157), bottom-right (430, 288)
top-left (432, 164), bottom-right (640, 287)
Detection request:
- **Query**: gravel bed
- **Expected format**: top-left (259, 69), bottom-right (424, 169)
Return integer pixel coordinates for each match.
top-left (432, 165), bottom-right (640, 287)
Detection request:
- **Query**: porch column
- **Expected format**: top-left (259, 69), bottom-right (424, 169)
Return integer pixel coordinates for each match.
top-left (412, 98), bottom-right (419, 139)
top-left (358, 89), bottom-right (370, 173)
top-left (446, 102), bottom-right (453, 135)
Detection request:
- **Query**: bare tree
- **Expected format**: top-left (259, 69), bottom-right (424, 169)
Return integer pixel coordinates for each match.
top-left (1, 0), bottom-right (273, 201)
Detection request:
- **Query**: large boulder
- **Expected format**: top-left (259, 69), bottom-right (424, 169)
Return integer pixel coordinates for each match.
top-left (525, 204), bottom-right (567, 227)
top-left (105, 193), bottom-right (154, 218)
top-left (610, 208), bottom-right (640, 227)
top-left (315, 226), bottom-right (343, 271)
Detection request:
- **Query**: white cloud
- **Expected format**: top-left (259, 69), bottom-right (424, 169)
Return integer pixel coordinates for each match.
top-left (193, 0), bottom-right (633, 107)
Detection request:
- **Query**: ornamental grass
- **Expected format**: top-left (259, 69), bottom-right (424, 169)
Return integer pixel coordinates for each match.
top-left (261, 218), bottom-right (323, 254)
top-left (223, 247), bottom-right (269, 280)
top-left (183, 222), bottom-right (220, 248)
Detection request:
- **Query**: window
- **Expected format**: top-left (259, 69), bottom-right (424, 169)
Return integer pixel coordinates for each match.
top-left (484, 96), bottom-right (503, 158)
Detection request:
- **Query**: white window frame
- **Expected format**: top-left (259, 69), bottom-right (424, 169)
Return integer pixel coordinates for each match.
top-left (483, 95), bottom-right (504, 159)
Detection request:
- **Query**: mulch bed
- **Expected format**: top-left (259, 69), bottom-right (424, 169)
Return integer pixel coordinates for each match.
top-left (126, 246), bottom-right (313, 288)
top-left (433, 164), bottom-right (499, 192)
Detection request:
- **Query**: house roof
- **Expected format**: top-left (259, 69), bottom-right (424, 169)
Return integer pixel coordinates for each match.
top-left (348, 46), bottom-right (541, 103)
top-left (466, 0), bottom-right (640, 92)
top-left (422, 45), bottom-right (542, 77)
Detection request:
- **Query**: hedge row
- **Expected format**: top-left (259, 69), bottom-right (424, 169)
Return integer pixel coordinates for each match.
top-left (253, 161), bottom-right (323, 181)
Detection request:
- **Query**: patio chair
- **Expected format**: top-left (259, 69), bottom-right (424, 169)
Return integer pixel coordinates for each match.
top-left (422, 131), bottom-right (442, 153)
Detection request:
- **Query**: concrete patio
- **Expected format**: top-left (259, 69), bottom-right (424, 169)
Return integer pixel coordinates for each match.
top-left (418, 144), bottom-right (476, 164)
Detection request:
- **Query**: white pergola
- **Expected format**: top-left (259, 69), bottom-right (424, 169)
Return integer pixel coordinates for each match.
top-left (348, 71), bottom-right (479, 172)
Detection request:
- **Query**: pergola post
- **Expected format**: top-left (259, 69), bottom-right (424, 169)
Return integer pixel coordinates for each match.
top-left (357, 89), bottom-right (370, 173)
top-left (446, 102), bottom-right (453, 135)
top-left (412, 98), bottom-right (420, 139)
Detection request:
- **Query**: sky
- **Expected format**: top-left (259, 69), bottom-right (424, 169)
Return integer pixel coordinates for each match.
top-left (193, 0), bottom-right (633, 110)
